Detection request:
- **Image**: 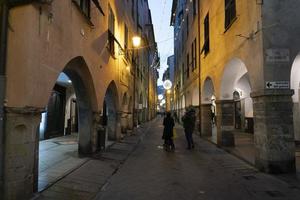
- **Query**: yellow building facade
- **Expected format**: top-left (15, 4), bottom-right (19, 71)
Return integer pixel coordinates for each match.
top-left (0, 0), bottom-right (158, 199)
top-left (172, 0), bottom-right (300, 174)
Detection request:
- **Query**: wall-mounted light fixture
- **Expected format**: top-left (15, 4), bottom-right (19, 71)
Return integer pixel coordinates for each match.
top-left (132, 36), bottom-right (141, 48)
top-left (256, 0), bottom-right (263, 5)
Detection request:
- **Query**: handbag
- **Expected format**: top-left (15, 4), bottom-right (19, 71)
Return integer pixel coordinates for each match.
top-left (172, 128), bottom-right (178, 139)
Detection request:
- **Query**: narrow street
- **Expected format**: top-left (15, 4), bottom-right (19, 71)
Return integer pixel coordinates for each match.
top-left (36, 118), bottom-right (300, 200)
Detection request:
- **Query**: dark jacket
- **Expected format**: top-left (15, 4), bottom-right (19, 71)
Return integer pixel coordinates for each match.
top-left (182, 111), bottom-right (196, 132)
top-left (163, 116), bottom-right (175, 140)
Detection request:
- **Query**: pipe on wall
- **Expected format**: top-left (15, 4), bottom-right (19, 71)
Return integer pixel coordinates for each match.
top-left (0, 0), bottom-right (8, 198)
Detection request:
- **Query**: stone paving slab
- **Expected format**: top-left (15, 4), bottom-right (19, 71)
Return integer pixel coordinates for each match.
top-left (95, 118), bottom-right (300, 200)
top-left (33, 123), bottom-right (151, 200)
top-left (34, 118), bottom-right (300, 200)
top-left (110, 142), bottom-right (136, 152)
top-left (35, 159), bottom-right (118, 200)
top-left (121, 136), bottom-right (141, 144)
top-left (99, 149), bottom-right (131, 162)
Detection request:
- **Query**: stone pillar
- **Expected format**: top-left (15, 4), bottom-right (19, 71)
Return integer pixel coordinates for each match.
top-left (251, 90), bottom-right (295, 173)
top-left (4, 107), bottom-right (43, 200)
top-left (215, 100), bottom-right (235, 145)
top-left (120, 112), bottom-right (128, 135)
top-left (92, 112), bottom-right (101, 152)
top-left (127, 112), bottom-right (133, 131)
top-left (201, 104), bottom-right (212, 137)
top-left (116, 111), bottom-right (122, 141)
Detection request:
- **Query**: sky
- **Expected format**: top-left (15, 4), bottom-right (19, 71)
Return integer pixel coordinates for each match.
top-left (148, 0), bottom-right (174, 86)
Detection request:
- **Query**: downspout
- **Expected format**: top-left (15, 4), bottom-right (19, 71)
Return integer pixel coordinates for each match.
top-left (197, 0), bottom-right (202, 136)
top-left (0, 0), bottom-right (8, 197)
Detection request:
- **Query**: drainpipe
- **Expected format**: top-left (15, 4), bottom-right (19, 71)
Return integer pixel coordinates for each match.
top-left (0, 0), bottom-right (8, 197)
top-left (197, 0), bottom-right (202, 136)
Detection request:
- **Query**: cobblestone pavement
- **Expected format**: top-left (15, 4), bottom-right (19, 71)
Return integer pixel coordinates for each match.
top-left (95, 117), bottom-right (300, 200)
top-left (35, 117), bottom-right (300, 200)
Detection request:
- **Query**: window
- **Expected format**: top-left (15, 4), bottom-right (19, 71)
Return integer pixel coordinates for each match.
top-left (182, 64), bottom-right (185, 84)
top-left (193, 0), bottom-right (197, 17)
top-left (124, 24), bottom-right (129, 60)
top-left (202, 13), bottom-right (210, 55)
top-left (186, 15), bottom-right (189, 37)
top-left (225, 0), bottom-right (236, 29)
top-left (124, 24), bottom-right (128, 49)
top-left (186, 53), bottom-right (190, 79)
top-left (132, 0), bottom-right (135, 20)
top-left (108, 5), bottom-right (115, 55)
top-left (108, 6), bottom-right (115, 34)
top-left (73, 0), bottom-right (90, 18)
top-left (192, 39), bottom-right (197, 71)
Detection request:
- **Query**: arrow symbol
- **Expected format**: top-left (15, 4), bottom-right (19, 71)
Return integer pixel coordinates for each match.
top-left (266, 82), bottom-right (272, 88)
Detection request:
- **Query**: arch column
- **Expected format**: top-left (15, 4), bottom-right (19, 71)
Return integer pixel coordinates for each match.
top-left (3, 106), bottom-right (43, 199)
top-left (201, 103), bottom-right (212, 137)
top-left (116, 111), bottom-right (122, 140)
top-left (120, 111), bottom-right (128, 135)
top-left (92, 111), bottom-right (102, 152)
top-left (127, 112), bottom-right (133, 131)
top-left (215, 100), bottom-right (235, 145)
top-left (251, 89), bottom-right (295, 173)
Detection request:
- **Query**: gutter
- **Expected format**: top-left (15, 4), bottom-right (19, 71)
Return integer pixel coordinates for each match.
top-left (0, 1), bottom-right (8, 197)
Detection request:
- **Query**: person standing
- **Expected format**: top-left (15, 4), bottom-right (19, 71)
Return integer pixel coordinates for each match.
top-left (162, 112), bottom-right (175, 151)
top-left (182, 107), bottom-right (196, 149)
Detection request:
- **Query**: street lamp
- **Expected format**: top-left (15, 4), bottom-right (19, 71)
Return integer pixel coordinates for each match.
top-left (118, 35), bottom-right (142, 128)
top-left (130, 36), bottom-right (141, 128)
top-left (163, 80), bottom-right (172, 90)
top-left (132, 36), bottom-right (141, 48)
top-left (163, 80), bottom-right (173, 112)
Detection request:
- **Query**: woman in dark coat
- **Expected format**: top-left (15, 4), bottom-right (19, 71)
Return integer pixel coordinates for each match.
top-left (162, 112), bottom-right (175, 151)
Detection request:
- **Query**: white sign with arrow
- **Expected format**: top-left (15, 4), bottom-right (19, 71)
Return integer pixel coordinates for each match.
top-left (266, 81), bottom-right (290, 89)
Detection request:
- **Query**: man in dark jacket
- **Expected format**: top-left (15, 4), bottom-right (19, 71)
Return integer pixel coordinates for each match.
top-left (182, 107), bottom-right (196, 149)
top-left (163, 112), bottom-right (175, 151)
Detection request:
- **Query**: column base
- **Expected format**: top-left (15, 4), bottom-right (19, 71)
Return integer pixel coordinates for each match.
top-left (252, 89), bottom-right (296, 174)
top-left (255, 158), bottom-right (296, 174)
top-left (201, 104), bottom-right (212, 137)
top-left (4, 107), bottom-right (43, 199)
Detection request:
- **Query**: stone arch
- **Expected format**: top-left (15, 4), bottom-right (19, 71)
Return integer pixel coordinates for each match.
top-left (290, 53), bottom-right (300, 140)
top-left (291, 53), bottom-right (300, 103)
top-left (219, 58), bottom-right (253, 132)
top-left (220, 58), bottom-right (251, 100)
top-left (103, 81), bottom-right (120, 141)
top-left (62, 57), bottom-right (98, 154)
top-left (201, 77), bottom-right (216, 138)
top-left (35, 56), bottom-right (98, 193)
top-left (202, 77), bottom-right (215, 104)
